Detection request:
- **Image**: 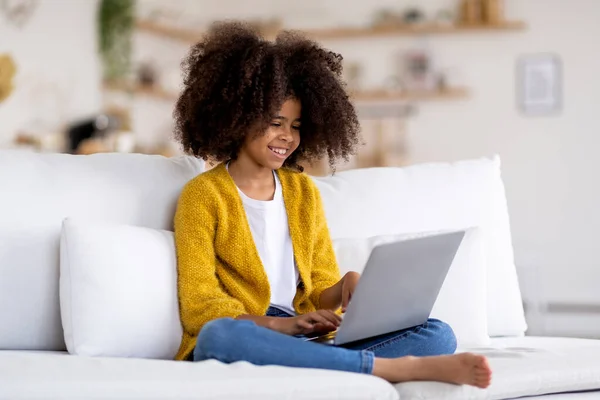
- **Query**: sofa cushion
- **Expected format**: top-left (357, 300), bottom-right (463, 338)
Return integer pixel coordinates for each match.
top-left (0, 351), bottom-right (398, 400)
top-left (60, 219), bottom-right (181, 359)
top-left (395, 336), bottom-right (600, 399)
top-left (313, 156), bottom-right (526, 337)
top-left (333, 228), bottom-right (489, 347)
top-left (0, 152), bottom-right (203, 351)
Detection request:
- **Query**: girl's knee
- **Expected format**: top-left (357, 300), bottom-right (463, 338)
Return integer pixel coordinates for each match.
top-left (195, 318), bottom-right (250, 361)
top-left (194, 318), bottom-right (256, 361)
top-left (426, 319), bottom-right (457, 354)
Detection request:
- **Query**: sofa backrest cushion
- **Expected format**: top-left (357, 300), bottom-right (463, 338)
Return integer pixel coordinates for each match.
top-left (333, 228), bottom-right (489, 347)
top-left (0, 151), bottom-right (203, 350)
top-left (313, 156), bottom-right (527, 337)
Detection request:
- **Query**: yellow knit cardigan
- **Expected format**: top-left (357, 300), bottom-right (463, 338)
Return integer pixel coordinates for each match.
top-left (174, 163), bottom-right (341, 360)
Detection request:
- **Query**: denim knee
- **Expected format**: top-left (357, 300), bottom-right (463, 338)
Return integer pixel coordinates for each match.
top-left (194, 318), bottom-right (252, 361)
top-left (426, 318), bottom-right (457, 354)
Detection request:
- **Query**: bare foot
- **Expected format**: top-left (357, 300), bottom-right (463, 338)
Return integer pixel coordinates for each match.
top-left (373, 353), bottom-right (492, 388)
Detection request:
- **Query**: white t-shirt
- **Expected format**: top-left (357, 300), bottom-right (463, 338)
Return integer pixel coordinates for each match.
top-left (229, 167), bottom-right (299, 315)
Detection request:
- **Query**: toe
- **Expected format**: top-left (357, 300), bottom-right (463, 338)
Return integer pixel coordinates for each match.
top-left (476, 378), bottom-right (491, 389)
top-left (473, 370), bottom-right (491, 386)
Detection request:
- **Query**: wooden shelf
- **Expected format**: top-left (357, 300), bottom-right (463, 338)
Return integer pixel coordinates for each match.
top-left (103, 81), bottom-right (467, 103)
top-left (103, 81), bottom-right (178, 101)
top-left (304, 21), bottom-right (526, 40)
top-left (135, 85), bottom-right (178, 101)
top-left (136, 19), bottom-right (526, 43)
top-left (136, 20), bottom-right (202, 43)
top-left (352, 87), bottom-right (469, 102)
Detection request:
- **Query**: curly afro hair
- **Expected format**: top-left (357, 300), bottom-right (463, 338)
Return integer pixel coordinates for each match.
top-left (173, 21), bottom-right (360, 171)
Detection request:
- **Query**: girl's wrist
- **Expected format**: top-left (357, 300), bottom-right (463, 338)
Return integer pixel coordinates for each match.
top-left (269, 316), bottom-right (295, 335)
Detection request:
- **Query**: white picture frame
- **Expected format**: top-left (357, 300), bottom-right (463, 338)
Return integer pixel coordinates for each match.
top-left (517, 54), bottom-right (562, 115)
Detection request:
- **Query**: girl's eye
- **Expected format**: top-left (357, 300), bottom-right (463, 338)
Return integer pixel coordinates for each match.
top-left (292, 126), bottom-right (301, 131)
top-left (271, 122), bottom-right (281, 127)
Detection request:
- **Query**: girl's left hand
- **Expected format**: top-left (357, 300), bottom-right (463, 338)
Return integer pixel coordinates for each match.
top-left (341, 271), bottom-right (361, 313)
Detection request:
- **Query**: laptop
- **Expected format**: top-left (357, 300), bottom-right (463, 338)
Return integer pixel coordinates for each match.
top-left (306, 230), bottom-right (465, 346)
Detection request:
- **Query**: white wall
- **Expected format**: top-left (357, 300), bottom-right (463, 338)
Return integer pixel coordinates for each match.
top-left (154, 0), bottom-right (600, 336)
top-left (403, 0), bottom-right (600, 337)
top-left (0, 0), bottom-right (101, 147)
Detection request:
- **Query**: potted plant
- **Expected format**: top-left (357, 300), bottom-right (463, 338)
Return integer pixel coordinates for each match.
top-left (98, 0), bottom-right (135, 83)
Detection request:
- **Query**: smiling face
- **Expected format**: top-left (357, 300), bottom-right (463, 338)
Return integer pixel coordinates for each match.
top-left (239, 98), bottom-right (301, 170)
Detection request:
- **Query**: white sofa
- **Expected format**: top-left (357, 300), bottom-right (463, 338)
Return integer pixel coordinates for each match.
top-left (1, 151), bottom-right (600, 400)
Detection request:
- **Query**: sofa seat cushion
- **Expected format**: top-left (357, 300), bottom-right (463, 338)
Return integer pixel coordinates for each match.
top-left (395, 336), bottom-right (600, 399)
top-left (0, 351), bottom-right (397, 400)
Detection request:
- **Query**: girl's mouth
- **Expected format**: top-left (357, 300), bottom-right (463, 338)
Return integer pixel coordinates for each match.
top-left (269, 146), bottom-right (289, 159)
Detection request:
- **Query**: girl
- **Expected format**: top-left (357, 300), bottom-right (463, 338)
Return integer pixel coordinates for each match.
top-left (173, 21), bottom-right (491, 387)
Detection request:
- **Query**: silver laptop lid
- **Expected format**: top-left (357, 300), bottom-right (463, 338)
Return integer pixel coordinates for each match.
top-left (334, 230), bottom-right (465, 345)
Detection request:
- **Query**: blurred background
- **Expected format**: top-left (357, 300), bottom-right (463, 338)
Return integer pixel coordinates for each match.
top-left (1, 0), bottom-right (599, 339)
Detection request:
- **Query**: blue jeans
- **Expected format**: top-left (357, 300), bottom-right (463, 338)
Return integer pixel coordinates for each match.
top-left (192, 307), bottom-right (456, 375)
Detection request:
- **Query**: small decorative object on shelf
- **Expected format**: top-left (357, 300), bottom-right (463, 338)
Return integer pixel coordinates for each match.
top-left (435, 9), bottom-right (456, 26)
top-left (105, 106), bottom-right (132, 131)
top-left (65, 108), bottom-right (135, 155)
top-left (371, 9), bottom-right (402, 29)
top-left (436, 73), bottom-right (448, 92)
top-left (113, 131), bottom-right (136, 153)
top-left (343, 62), bottom-right (363, 92)
top-left (402, 8), bottom-right (426, 26)
top-left (402, 48), bottom-right (436, 92)
top-left (66, 114), bottom-right (119, 154)
top-left (137, 61), bottom-right (158, 87)
top-left (12, 127), bottom-right (65, 153)
top-left (76, 138), bottom-right (111, 155)
top-left (481, 0), bottom-right (504, 25)
top-left (460, 0), bottom-right (481, 25)
top-left (383, 75), bottom-right (404, 94)
top-left (13, 132), bottom-right (38, 148)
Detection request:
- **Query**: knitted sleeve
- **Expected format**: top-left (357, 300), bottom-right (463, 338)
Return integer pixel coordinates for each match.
top-left (174, 181), bottom-right (247, 336)
top-left (307, 181), bottom-right (342, 310)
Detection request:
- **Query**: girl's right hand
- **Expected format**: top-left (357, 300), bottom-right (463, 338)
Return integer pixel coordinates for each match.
top-left (275, 310), bottom-right (342, 336)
